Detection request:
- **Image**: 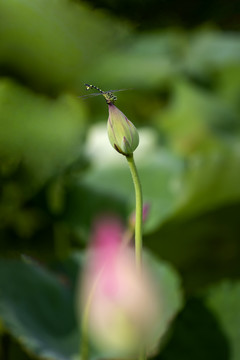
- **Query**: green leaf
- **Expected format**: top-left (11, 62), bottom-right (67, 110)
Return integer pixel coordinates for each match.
top-left (157, 297), bottom-right (229, 360)
top-left (155, 80), bottom-right (240, 155)
top-left (185, 31), bottom-right (240, 75)
top-left (205, 281), bottom-right (240, 360)
top-left (175, 141), bottom-right (240, 218)
top-left (0, 78), bottom-right (86, 182)
top-left (0, 259), bottom-right (79, 360)
top-left (143, 251), bottom-right (184, 352)
top-left (145, 202), bottom-right (240, 293)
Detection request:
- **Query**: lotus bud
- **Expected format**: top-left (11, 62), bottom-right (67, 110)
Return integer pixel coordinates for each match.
top-left (107, 104), bottom-right (139, 156)
top-left (78, 216), bottom-right (161, 357)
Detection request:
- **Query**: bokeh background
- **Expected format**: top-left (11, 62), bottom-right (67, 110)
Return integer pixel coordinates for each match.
top-left (0, 0), bottom-right (240, 359)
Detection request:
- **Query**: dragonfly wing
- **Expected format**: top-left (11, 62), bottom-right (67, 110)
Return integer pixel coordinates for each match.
top-left (78, 93), bottom-right (102, 98)
top-left (107, 88), bottom-right (131, 93)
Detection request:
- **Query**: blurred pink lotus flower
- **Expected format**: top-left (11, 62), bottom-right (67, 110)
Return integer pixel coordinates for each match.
top-left (78, 216), bottom-right (162, 357)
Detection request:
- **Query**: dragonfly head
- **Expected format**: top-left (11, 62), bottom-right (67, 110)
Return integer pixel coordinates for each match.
top-left (103, 92), bottom-right (117, 105)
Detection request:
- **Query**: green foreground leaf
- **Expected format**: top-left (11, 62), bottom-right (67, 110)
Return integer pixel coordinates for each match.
top-left (206, 281), bottom-right (240, 360)
top-left (157, 280), bottom-right (240, 360)
top-left (0, 259), bottom-right (79, 360)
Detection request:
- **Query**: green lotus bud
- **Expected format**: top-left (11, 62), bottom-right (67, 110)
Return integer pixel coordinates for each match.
top-left (107, 104), bottom-right (139, 156)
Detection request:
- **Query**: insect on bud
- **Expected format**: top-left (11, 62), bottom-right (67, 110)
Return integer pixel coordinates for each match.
top-left (107, 104), bottom-right (139, 156)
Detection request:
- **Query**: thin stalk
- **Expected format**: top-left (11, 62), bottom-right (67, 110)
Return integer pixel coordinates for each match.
top-left (80, 297), bottom-right (90, 360)
top-left (126, 154), bottom-right (143, 272)
top-left (80, 309), bottom-right (89, 360)
top-left (81, 269), bottom-right (103, 360)
top-left (126, 154), bottom-right (145, 360)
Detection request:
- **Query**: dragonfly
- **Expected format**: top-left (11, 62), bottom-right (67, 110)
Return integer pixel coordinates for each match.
top-left (78, 83), bottom-right (130, 104)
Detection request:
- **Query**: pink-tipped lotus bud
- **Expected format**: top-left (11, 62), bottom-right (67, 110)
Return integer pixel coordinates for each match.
top-left (78, 216), bottom-right (161, 357)
top-left (107, 104), bottom-right (139, 156)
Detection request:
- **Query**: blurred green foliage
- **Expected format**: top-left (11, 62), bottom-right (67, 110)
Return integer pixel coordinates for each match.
top-left (0, 0), bottom-right (240, 359)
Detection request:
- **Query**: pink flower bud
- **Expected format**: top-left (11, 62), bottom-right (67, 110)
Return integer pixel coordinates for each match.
top-left (78, 216), bottom-right (161, 357)
top-left (107, 104), bottom-right (139, 156)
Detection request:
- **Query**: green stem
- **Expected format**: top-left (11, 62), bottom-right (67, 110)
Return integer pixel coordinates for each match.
top-left (126, 154), bottom-right (143, 272)
top-left (139, 346), bottom-right (146, 360)
top-left (80, 300), bottom-right (89, 360)
top-left (126, 154), bottom-right (145, 360)
top-left (81, 322), bottom-right (88, 360)
top-left (81, 269), bottom-right (103, 360)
